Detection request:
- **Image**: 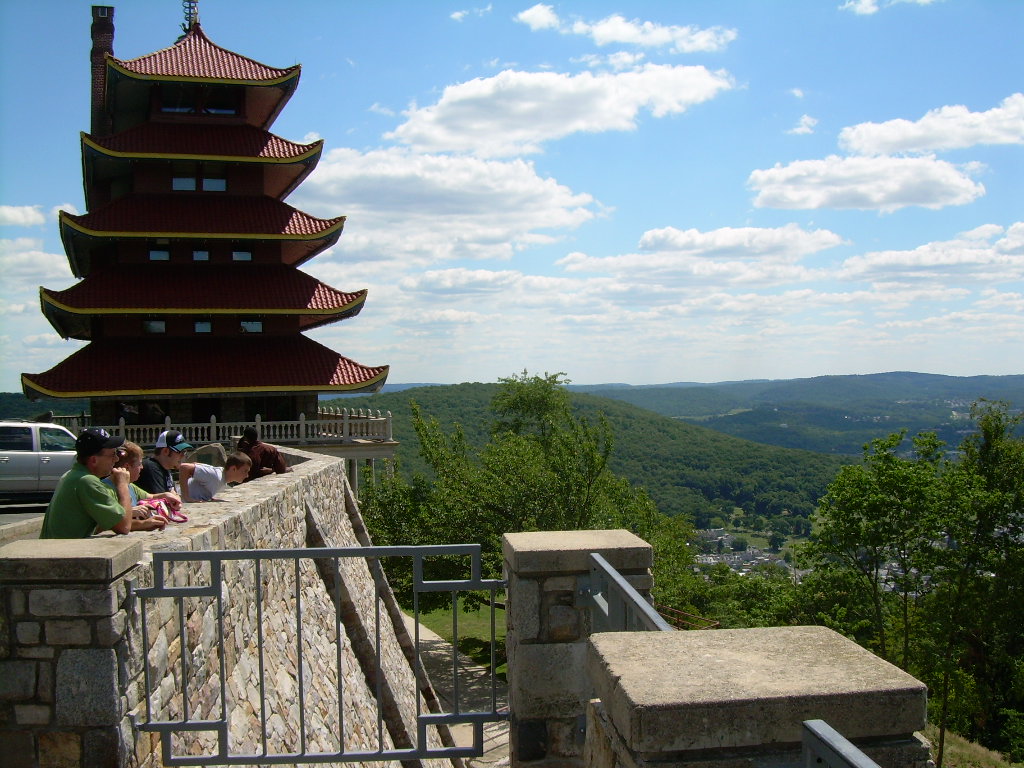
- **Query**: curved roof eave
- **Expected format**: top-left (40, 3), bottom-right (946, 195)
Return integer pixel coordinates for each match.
top-left (81, 132), bottom-right (323, 165)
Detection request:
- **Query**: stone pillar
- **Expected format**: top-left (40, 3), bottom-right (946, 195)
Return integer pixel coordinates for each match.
top-left (503, 529), bottom-right (654, 768)
top-left (585, 626), bottom-right (932, 768)
top-left (0, 538), bottom-right (143, 768)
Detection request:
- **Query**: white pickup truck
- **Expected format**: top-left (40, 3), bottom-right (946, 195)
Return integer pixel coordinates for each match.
top-left (0, 421), bottom-right (78, 503)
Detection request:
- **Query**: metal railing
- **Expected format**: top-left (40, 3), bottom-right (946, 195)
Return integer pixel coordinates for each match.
top-left (802, 719), bottom-right (882, 768)
top-left (583, 552), bottom-right (675, 632)
top-left (52, 408), bottom-right (393, 447)
top-left (135, 543), bottom-right (506, 766)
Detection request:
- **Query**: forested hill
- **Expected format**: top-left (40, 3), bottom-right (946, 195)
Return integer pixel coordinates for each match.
top-left (580, 372), bottom-right (1024, 456)
top-left (327, 384), bottom-right (849, 525)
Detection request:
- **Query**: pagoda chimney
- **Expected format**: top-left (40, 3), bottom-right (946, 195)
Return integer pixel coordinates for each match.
top-left (90, 6), bottom-right (114, 137)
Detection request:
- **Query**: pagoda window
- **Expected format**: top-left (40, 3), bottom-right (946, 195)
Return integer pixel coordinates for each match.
top-left (240, 320), bottom-right (263, 334)
top-left (171, 161), bottom-right (228, 192)
top-left (148, 250), bottom-right (170, 261)
top-left (192, 250), bottom-right (210, 261)
top-left (143, 320), bottom-right (166, 334)
top-left (158, 84), bottom-right (240, 116)
top-left (194, 320), bottom-right (212, 334)
top-left (232, 250), bottom-right (252, 262)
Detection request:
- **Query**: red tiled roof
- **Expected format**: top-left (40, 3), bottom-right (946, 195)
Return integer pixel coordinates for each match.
top-left (42, 266), bottom-right (365, 315)
top-left (84, 124), bottom-right (321, 161)
top-left (61, 195), bottom-right (343, 238)
top-left (22, 336), bottom-right (388, 398)
top-left (112, 25), bottom-right (299, 83)
top-left (43, 266), bottom-right (364, 314)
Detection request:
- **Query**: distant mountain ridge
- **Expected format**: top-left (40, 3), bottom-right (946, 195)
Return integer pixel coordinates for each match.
top-left (579, 372), bottom-right (1024, 455)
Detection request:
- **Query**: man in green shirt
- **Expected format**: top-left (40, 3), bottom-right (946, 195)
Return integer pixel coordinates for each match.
top-left (40, 428), bottom-right (137, 539)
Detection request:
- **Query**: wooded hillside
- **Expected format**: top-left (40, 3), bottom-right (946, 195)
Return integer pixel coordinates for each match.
top-left (328, 383), bottom-right (849, 524)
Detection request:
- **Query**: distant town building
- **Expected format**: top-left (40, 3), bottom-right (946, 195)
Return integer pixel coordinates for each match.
top-left (22, 5), bottom-right (388, 425)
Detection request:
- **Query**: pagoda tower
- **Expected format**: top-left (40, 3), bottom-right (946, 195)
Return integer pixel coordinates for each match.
top-left (22, 5), bottom-right (388, 426)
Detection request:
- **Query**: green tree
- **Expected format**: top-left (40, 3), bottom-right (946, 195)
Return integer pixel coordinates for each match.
top-left (361, 372), bottom-right (690, 609)
top-left (805, 401), bottom-right (1024, 765)
top-left (806, 431), bottom-right (942, 666)
top-left (923, 401), bottom-right (1024, 766)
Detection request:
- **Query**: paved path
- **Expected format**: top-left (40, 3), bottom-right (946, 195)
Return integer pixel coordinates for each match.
top-left (403, 615), bottom-right (510, 768)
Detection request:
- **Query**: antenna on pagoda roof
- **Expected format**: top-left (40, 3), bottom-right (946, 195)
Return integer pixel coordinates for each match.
top-left (181, 0), bottom-right (199, 32)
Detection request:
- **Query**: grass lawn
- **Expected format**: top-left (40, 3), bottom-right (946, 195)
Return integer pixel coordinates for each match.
top-left (924, 725), bottom-right (1014, 768)
top-left (418, 602), bottom-right (508, 681)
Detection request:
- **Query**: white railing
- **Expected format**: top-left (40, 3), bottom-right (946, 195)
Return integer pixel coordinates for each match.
top-left (53, 408), bottom-right (393, 447)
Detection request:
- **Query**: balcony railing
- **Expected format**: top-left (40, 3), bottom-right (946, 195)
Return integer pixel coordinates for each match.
top-left (51, 407), bottom-right (393, 448)
top-left (583, 551), bottom-right (675, 632)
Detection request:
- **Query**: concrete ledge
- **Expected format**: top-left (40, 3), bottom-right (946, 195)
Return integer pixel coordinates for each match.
top-left (503, 530), bottom-right (653, 575)
top-left (0, 516), bottom-right (43, 548)
top-left (0, 538), bottom-right (143, 583)
top-left (588, 626), bottom-right (927, 754)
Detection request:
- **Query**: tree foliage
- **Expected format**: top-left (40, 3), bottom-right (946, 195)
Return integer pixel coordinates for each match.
top-left (804, 401), bottom-right (1024, 765)
top-left (360, 372), bottom-right (691, 610)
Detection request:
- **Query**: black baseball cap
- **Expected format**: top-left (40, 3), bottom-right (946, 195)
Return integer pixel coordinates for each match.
top-left (76, 428), bottom-right (125, 457)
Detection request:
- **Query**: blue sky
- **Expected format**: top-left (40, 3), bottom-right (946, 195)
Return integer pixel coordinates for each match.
top-left (1, 0), bottom-right (1021, 392)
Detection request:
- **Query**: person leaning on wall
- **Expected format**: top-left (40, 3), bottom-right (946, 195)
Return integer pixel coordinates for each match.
top-left (135, 429), bottom-right (193, 494)
top-left (179, 452), bottom-right (252, 503)
top-left (105, 440), bottom-right (184, 530)
top-left (39, 428), bottom-right (167, 538)
top-left (236, 426), bottom-right (291, 482)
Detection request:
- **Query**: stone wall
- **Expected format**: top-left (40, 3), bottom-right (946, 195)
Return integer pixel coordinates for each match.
top-left (502, 530), bottom-right (932, 768)
top-left (0, 448), bottom-right (456, 768)
top-left (503, 529), bottom-right (655, 767)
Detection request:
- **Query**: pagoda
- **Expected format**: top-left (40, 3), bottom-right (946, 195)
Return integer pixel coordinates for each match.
top-left (22, 5), bottom-right (388, 425)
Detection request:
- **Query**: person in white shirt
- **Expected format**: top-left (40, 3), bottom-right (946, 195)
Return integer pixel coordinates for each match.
top-left (179, 453), bottom-right (252, 502)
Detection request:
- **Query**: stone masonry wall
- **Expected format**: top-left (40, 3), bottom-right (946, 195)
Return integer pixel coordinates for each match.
top-left (0, 448), bottom-right (455, 768)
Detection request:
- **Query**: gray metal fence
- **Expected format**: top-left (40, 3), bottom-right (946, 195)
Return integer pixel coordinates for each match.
top-left (802, 719), bottom-right (883, 768)
top-left (582, 551), bottom-right (675, 632)
top-left (135, 543), bottom-right (506, 766)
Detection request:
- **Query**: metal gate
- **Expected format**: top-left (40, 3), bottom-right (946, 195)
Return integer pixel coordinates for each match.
top-left (134, 544), bottom-right (507, 765)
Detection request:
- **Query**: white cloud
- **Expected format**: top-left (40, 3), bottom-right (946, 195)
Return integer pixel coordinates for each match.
top-left (748, 154), bottom-right (985, 212)
top-left (840, 0), bottom-right (939, 14)
top-left (451, 4), bottom-right (492, 22)
top-left (51, 203), bottom-right (79, 219)
top-left (790, 88), bottom-right (805, 99)
top-left (0, 205), bottom-right (46, 226)
top-left (0, 238), bottom-right (73, 285)
top-left (368, 102), bottom-right (396, 116)
top-left (839, 223), bottom-right (1024, 282)
top-left (576, 51), bottom-right (647, 71)
top-left (839, 93), bottom-right (1024, 155)
top-left (400, 268), bottom-right (522, 295)
top-left (787, 114), bottom-right (818, 135)
top-left (22, 333), bottom-right (67, 348)
top-left (839, 0), bottom-right (880, 14)
top-left (515, 5), bottom-right (736, 52)
top-left (638, 224), bottom-right (845, 257)
top-left (292, 147), bottom-right (597, 267)
top-left (0, 301), bottom-right (30, 314)
top-left (515, 3), bottom-right (559, 30)
top-left (307, 218), bottom-right (1022, 386)
top-left (386, 65), bottom-right (734, 156)
top-left (570, 15), bottom-right (737, 53)
top-left (556, 224), bottom-right (844, 288)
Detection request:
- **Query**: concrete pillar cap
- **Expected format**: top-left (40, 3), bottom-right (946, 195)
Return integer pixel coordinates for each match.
top-left (0, 538), bottom-right (142, 582)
